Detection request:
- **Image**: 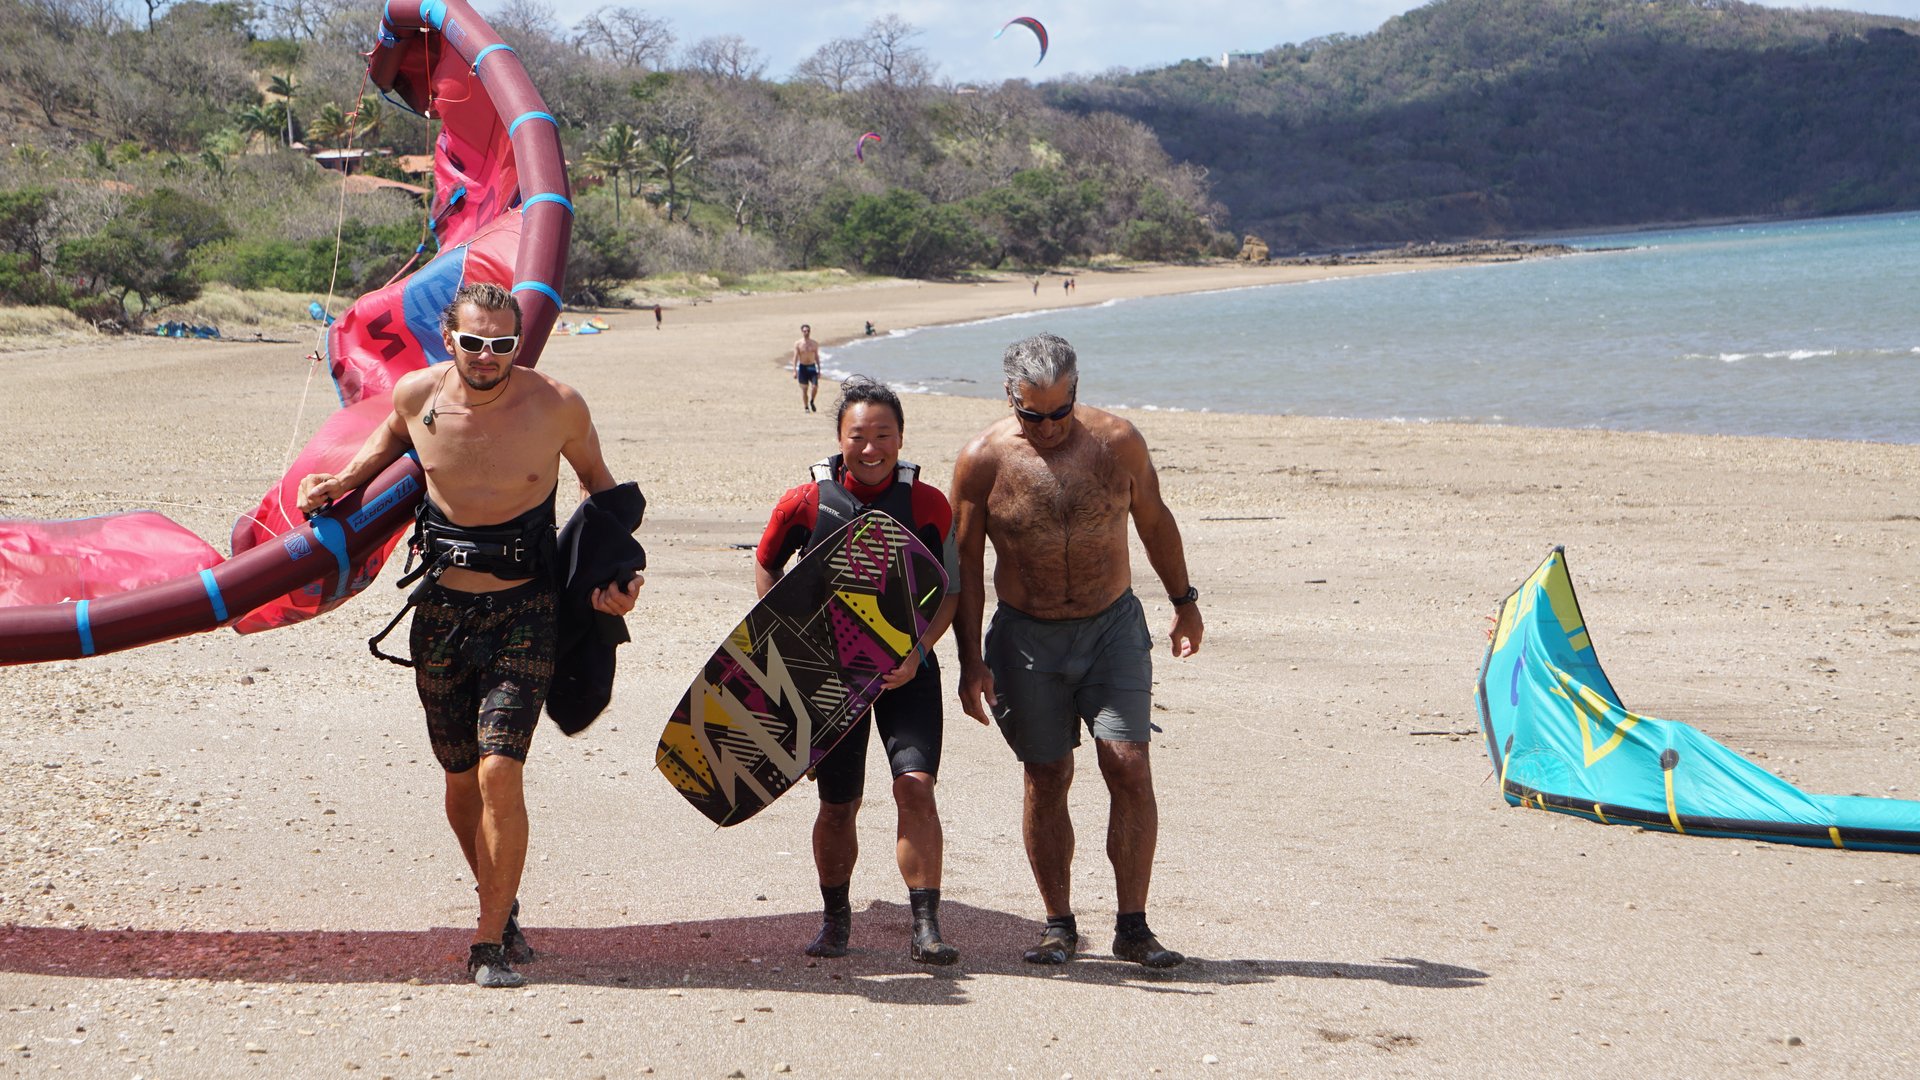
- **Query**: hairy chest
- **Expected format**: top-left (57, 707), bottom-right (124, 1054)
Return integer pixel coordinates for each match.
top-left (989, 439), bottom-right (1130, 537)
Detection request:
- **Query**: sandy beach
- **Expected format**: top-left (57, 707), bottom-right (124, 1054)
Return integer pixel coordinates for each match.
top-left (3, 257), bottom-right (1919, 1078)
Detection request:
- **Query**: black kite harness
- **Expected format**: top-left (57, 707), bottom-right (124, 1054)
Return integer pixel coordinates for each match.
top-left (367, 487), bottom-right (560, 666)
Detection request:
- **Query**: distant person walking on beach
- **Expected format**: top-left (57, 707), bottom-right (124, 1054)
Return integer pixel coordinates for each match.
top-left (653, 303), bottom-right (663, 329)
top-left (792, 323), bottom-right (821, 412)
top-left (951, 331), bottom-right (1203, 970)
top-left (296, 283), bottom-right (643, 989)
top-left (755, 376), bottom-right (963, 965)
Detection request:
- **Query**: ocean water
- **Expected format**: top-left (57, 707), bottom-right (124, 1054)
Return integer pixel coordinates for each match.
top-left (824, 211), bottom-right (1920, 443)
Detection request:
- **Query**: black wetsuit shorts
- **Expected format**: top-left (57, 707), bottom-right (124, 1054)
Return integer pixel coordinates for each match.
top-left (813, 653), bottom-right (943, 804)
top-left (410, 579), bottom-right (556, 773)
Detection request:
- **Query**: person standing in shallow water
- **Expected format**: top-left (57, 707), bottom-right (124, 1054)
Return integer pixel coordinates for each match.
top-left (297, 282), bottom-right (642, 989)
top-left (951, 331), bottom-right (1203, 969)
top-left (754, 376), bottom-right (963, 965)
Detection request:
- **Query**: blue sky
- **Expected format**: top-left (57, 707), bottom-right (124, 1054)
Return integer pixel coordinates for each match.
top-left (528, 0), bottom-right (1920, 83)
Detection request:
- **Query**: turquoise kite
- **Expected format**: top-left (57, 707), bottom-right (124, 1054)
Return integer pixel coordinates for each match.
top-left (1477, 547), bottom-right (1920, 853)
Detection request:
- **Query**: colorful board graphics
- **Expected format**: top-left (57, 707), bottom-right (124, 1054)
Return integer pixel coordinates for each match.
top-left (657, 511), bottom-right (947, 826)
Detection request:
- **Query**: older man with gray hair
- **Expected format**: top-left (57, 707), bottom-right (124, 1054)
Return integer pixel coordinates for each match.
top-left (951, 331), bottom-right (1204, 968)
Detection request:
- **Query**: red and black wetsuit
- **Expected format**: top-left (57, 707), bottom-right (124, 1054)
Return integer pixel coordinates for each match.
top-left (756, 455), bottom-right (959, 804)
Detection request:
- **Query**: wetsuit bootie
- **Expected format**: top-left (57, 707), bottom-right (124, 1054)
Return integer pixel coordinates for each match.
top-left (467, 942), bottom-right (526, 988)
top-left (1112, 912), bottom-right (1185, 969)
top-left (1022, 914), bottom-right (1078, 965)
top-left (805, 882), bottom-right (852, 958)
top-left (503, 898), bottom-right (536, 965)
top-left (907, 887), bottom-right (959, 966)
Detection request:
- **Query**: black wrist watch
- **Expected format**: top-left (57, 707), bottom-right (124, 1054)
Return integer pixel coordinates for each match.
top-left (1170, 585), bottom-right (1199, 606)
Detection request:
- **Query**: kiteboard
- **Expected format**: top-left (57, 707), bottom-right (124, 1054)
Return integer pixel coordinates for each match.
top-left (657, 511), bottom-right (947, 827)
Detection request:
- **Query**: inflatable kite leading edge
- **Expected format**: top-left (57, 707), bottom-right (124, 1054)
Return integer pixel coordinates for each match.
top-left (0, 0), bottom-right (571, 665)
top-left (1477, 547), bottom-right (1920, 853)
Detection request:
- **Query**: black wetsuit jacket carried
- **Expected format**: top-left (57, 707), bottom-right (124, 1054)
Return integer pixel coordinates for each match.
top-left (545, 482), bottom-right (647, 734)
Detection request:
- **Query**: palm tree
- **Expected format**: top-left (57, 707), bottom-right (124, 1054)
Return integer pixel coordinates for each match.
top-left (644, 131), bottom-right (697, 222)
top-left (268, 74), bottom-right (299, 147)
top-left (582, 122), bottom-right (643, 228)
top-left (308, 102), bottom-right (350, 147)
top-left (233, 104), bottom-right (282, 153)
top-left (353, 94), bottom-right (383, 143)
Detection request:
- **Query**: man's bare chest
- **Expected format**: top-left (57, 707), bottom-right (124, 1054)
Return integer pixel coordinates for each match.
top-left (991, 444), bottom-right (1129, 531)
top-left (413, 415), bottom-right (562, 506)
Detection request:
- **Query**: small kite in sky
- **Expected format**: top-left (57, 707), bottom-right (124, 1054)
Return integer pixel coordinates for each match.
top-left (996, 16), bottom-right (1048, 66)
top-left (856, 131), bottom-right (882, 162)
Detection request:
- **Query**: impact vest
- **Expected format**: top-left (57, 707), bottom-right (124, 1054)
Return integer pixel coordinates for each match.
top-left (801, 454), bottom-right (919, 558)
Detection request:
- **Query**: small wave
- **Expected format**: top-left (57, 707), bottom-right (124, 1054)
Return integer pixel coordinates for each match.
top-left (1683, 349), bottom-right (1840, 363)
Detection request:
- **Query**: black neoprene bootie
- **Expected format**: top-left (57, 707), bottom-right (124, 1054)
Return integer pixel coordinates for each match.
top-left (1112, 911), bottom-right (1185, 968)
top-left (1022, 913), bottom-right (1079, 964)
top-left (467, 942), bottom-right (526, 988)
top-left (503, 898), bottom-right (536, 965)
top-left (908, 887), bottom-right (959, 966)
top-left (805, 882), bottom-right (852, 958)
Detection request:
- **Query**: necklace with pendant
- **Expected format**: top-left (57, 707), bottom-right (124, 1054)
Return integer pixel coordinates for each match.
top-left (423, 362), bottom-right (512, 429)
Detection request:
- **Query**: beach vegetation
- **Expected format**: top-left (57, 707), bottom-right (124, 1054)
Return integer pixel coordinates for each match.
top-left (832, 189), bottom-right (988, 279)
top-left (0, 303), bottom-right (94, 347)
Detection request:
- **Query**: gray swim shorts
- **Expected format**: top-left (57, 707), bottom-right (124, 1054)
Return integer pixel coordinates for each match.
top-left (985, 589), bottom-right (1154, 763)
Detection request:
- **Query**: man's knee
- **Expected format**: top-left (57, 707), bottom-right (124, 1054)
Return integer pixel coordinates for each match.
top-left (893, 772), bottom-right (938, 817)
top-left (816, 796), bottom-right (861, 829)
top-left (444, 765), bottom-right (483, 813)
top-left (476, 753), bottom-right (527, 808)
top-left (1095, 740), bottom-right (1154, 796)
top-left (1024, 755), bottom-right (1075, 803)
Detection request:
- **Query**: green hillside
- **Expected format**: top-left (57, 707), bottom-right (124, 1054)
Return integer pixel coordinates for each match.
top-left (1049, 0), bottom-right (1920, 249)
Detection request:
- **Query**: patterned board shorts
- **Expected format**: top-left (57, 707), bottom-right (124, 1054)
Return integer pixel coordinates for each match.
top-left (409, 580), bottom-right (557, 773)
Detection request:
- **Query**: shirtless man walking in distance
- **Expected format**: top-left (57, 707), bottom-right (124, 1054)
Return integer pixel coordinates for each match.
top-left (298, 282), bottom-right (641, 988)
top-left (792, 323), bottom-right (822, 412)
top-left (952, 331), bottom-right (1203, 969)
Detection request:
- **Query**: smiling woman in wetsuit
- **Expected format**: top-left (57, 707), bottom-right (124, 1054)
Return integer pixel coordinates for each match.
top-left (753, 376), bottom-right (963, 965)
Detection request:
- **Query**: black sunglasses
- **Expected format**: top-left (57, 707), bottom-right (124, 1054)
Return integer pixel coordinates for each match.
top-left (454, 333), bottom-right (520, 354)
top-left (1011, 397), bottom-right (1074, 423)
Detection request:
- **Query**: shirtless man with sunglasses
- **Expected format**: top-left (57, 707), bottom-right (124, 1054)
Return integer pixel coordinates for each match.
top-left (298, 282), bottom-right (641, 988)
top-left (951, 331), bottom-right (1203, 969)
